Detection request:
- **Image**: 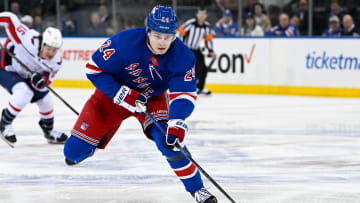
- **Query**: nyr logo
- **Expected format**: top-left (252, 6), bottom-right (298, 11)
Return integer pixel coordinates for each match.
top-left (80, 122), bottom-right (88, 131)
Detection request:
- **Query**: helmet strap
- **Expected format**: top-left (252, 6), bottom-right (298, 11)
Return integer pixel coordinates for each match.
top-left (146, 33), bottom-right (155, 53)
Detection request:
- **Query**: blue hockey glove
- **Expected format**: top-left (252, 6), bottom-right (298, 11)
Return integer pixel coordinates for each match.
top-left (166, 119), bottom-right (188, 146)
top-left (31, 72), bottom-right (46, 89)
top-left (113, 85), bottom-right (147, 113)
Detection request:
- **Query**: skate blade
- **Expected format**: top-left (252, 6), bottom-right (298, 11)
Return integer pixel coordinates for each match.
top-left (0, 132), bottom-right (15, 148)
top-left (47, 140), bottom-right (66, 144)
top-left (65, 158), bottom-right (80, 166)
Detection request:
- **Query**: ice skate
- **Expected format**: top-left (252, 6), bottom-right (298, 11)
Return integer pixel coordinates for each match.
top-left (197, 88), bottom-right (212, 95)
top-left (39, 118), bottom-right (68, 144)
top-left (0, 121), bottom-right (17, 143)
top-left (191, 187), bottom-right (217, 203)
top-left (43, 129), bottom-right (68, 144)
top-left (201, 88), bottom-right (212, 95)
top-left (65, 158), bottom-right (82, 166)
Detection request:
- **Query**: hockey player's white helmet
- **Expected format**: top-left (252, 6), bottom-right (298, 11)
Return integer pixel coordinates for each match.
top-left (42, 27), bottom-right (62, 49)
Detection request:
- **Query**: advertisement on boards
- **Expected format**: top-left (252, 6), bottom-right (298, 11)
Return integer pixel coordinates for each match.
top-left (204, 38), bottom-right (270, 85)
top-left (59, 37), bottom-right (106, 80)
top-left (285, 38), bottom-right (360, 88)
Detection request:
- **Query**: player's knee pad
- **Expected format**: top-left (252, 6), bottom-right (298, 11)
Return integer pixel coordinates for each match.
top-left (12, 82), bottom-right (33, 96)
top-left (9, 82), bottom-right (33, 109)
top-left (149, 121), bottom-right (182, 158)
top-left (64, 136), bottom-right (95, 162)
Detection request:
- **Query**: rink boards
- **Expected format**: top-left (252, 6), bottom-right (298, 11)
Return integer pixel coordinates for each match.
top-left (2, 36), bottom-right (360, 97)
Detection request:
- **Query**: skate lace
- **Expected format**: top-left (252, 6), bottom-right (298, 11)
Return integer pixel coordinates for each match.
top-left (194, 187), bottom-right (212, 203)
top-left (3, 124), bottom-right (15, 137)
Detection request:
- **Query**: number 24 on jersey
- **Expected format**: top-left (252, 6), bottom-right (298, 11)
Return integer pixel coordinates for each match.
top-left (100, 40), bottom-right (115, 61)
top-left (185, 66), bottom-right (195, 81)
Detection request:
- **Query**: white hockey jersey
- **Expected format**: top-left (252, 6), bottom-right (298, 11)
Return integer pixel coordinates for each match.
top-left (0, 12), bottom-right (62, 83)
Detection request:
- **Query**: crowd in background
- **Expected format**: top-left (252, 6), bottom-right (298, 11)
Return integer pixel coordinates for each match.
top-left (212, 0), bottom-right (359, 37)
top-left (1, 0), bottom-right (359, 37)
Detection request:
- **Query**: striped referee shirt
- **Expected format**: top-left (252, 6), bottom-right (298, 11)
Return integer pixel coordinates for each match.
top-left (177, 18), bottom-right (214, 52)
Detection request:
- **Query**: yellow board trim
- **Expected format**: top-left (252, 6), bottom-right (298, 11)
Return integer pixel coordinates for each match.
top-left (53, 80), bottom-right (94, 89)
top-left (52, 80), bottom-right (360, 98)
top-left (205, 84), bottom-right (360, 98)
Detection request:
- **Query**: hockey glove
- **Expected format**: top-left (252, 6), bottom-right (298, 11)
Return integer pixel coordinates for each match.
top-left (113, 85), bottom-right (147, 113)
top-left (31, 72), bottom-right (46, 89)
top-left (166, 119), bottom-right (188, 146)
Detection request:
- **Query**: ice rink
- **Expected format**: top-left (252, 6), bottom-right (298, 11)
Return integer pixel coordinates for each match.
top-left (1, 87), bottom-right (360, 203)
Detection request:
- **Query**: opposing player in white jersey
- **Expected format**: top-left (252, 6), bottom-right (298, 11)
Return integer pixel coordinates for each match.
top-left (0, 12), bottom-right (68, 144)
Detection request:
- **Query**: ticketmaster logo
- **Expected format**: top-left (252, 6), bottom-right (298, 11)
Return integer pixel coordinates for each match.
top-left (306, 51), bottom-right (360, 70)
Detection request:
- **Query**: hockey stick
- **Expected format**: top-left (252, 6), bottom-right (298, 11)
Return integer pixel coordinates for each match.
top-left (0, 43), bottom-right (79, 115)
top-left (136, 104), bottom-right (236, 203)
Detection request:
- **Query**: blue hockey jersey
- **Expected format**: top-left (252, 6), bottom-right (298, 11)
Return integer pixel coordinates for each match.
top-left (86, 27), bottom-right (197, 120)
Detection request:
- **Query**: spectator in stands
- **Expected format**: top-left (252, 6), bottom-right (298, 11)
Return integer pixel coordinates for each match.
top-left (243, 0), bottom-right (259, 21)
top-left (10, 1), bottom-right (22, 18)
top-left (213, 9), bottom-right (239, 36)
top-left (265, 13), bottom-right (297, 36)
top-left (98, 4), bottom-right (115, 35)
top-left (290, 15), bottom-right (301, 35)
top-left (20, 15), bottom-right (33, 28)
top-left (267, 4), bottom-right (281, 28)
top-left (296, 0), bottom-right (309, 35)
top-left (253, 2), bottom-right (271, 33)
top-left (33, 15), bottom-right (44, 33)
top-left (341, 14), bottom-right (359, 37)
top-left (241, 12), bottom-right (264, 36)
top-left (327, 0), bottom-right (344, 26)
top-left (60, 5), bottom-right (78, 35)
top-left (87, 12), bottom-right (108, 36)
top-left (322, 15), bottom-right (342, 37)
top-left (98, 5), bottom-right (111, 25)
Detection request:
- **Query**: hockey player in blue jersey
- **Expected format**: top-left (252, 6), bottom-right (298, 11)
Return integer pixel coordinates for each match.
top-left (63, 5), bottom-right (217, 203)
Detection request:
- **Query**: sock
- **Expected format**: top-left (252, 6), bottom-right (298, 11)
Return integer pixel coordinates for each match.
top-left (39, 117), bottom-right (54, 133)
top-left (167, 153), bottom-right (203, 193)
top-left (1, 108), bottom-right (16, 125)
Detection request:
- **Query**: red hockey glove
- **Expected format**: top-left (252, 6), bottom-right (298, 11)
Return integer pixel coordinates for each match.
top-left (113, 85), bottom-right (147, 113)
top-left (166, 119), bottom-right (188, 146)
top-left (31, 72), bottom-right (46, 89)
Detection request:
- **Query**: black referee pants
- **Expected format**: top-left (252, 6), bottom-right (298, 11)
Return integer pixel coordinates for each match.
top-left (192, 49), bottom-right (207, 91)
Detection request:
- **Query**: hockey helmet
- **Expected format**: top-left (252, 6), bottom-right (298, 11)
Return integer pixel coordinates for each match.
top-left (42, 27), bottom-right (62, 49)
top-left (147, 5), bottom-right (178, 34)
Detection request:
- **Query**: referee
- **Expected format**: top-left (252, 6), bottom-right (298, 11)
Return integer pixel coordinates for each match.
top-left (177, 8), bottom-right (216, 95)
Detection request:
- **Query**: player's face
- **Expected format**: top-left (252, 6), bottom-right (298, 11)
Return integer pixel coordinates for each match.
top-left (147, 31), bottom-right (175, 55)
top-left (40, 45), bottom-right (58, 60)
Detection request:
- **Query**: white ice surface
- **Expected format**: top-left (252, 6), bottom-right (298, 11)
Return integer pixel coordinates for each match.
top-left (1, 87), bottom-right (360, 203)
